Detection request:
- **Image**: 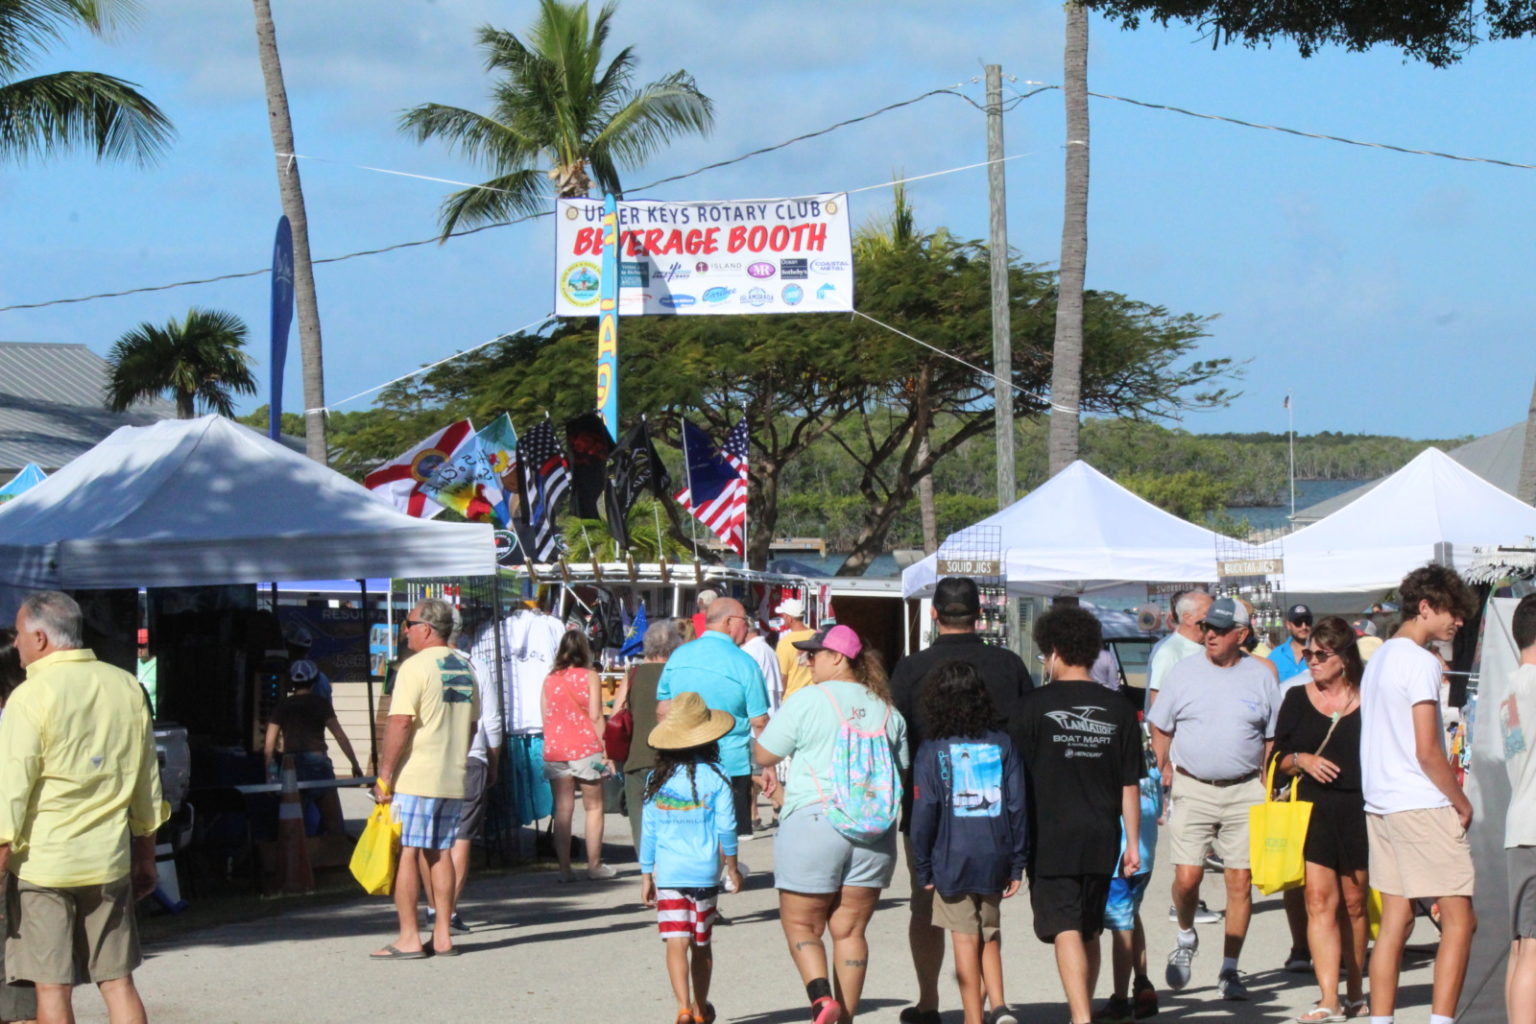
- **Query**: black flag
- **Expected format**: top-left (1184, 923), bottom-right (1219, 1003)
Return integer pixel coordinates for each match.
top-left (605, 419), bottom-right (672, 550)
top-left (565, 412), bottom-right (615, 520)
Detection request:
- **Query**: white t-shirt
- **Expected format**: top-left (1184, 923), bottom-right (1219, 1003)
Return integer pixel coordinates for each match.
top-left (1147, 631), bottom-right (1203, 692)
top-left (1360, 637), bottom-right (1449, 815)
top-left (1502, 664), bottom-right (1536, 847)
top-left (741, 635), bottom-right (784, 712)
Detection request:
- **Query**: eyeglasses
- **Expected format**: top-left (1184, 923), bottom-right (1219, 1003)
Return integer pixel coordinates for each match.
top-left (1303, 648), bottom-right (1337, 662)
top-left (1200, 622), bottom-right (1237, 636)
top-left (403, 619), bottom-right (428, 630)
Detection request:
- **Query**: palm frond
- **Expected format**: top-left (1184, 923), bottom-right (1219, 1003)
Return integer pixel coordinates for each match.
top-left (590, 71), bottom-right (713, 170)
top-left (0, 0), bottom-right (129, 77)
top-left (435, 167), bottom-right (547, 239)
top-left (0, 69), bottom-right (172, 165)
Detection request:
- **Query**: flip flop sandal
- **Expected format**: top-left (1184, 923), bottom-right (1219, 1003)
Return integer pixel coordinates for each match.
top-left (1297, 1006), bottom-right (1345, 1023)
top-left (369, 943), bottom-right (429, 961)
top-left (423, 941), bottom-right (462, 957)
top-left (812, 997), bottom-right (842, 1024)
top-left (1344, 999), bottom-right (1368, 1018)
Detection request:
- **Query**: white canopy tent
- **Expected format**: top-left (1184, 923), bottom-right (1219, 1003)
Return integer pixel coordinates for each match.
top-left (1280, 447), bottom-right (1536, 594)
top-left (901, 460), bottom-right (1221, 598)
top-left (0, 416), bottom-right (497, 589)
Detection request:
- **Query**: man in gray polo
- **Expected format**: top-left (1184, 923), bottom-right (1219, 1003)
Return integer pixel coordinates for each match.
top-left (1147, 596), bottom-right (1280, 1001)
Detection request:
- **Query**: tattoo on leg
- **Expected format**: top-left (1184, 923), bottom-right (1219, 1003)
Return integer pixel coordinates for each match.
top-left (843, 958), bottom-right (867, 967)
top-left (794, 940), bottom-right (819, 951)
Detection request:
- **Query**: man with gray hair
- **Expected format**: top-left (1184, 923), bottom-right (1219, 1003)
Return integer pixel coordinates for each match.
top-left (1146, 590), bottom-right (1212, 708)
top-left (371, 598), bottom-right (479, 960)
top-left (0, 590), bottom-right (164, 1023)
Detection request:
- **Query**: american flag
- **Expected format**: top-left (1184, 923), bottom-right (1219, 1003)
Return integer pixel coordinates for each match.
top-left (675, 417), bottom-right (748, 556)
top-left (517, 419), bottom-right (570, 562)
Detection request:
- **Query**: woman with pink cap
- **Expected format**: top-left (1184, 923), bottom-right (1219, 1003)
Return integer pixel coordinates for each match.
top-left (755, 625), bottom-right (907, 1024)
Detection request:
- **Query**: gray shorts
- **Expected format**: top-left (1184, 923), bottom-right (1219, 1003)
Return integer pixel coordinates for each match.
top-left (457, 759), bottom-right (489, 840)
top-left (1510, 846), bottom-right (1536, 939)
top-left (773, 808), bottom-right (896, 893)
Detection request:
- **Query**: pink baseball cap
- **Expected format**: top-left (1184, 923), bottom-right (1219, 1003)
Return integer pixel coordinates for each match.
top-left (791, 624), bottom-right (862, 660)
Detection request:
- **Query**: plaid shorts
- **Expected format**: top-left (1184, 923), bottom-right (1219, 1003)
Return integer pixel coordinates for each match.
top-left (656, 887), bottom-right (718, 945)
top-left (392, 793), bottom-right (463, 850)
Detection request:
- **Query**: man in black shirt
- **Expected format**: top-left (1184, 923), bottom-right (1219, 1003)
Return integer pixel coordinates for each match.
top-left (1014, 606), bottom-right (1141, 1024)
top-left (891, 577), bottom-right (1034, 1024)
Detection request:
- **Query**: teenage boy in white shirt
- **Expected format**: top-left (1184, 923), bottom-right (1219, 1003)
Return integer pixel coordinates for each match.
top-left (1502, 593), bottom-right (1536, 1024)
top-left (1360, 564), bottom-right (1477, 1024)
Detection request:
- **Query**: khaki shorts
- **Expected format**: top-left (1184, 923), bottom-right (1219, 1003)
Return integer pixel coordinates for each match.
top-left (932, 892), bottom-right (1002, 940)
top-left (7, 876), bottom-right (140, 985)
top-left (1367, 806), bottom-right (1475, 899)
top-left (904, 835), bottom-right (933, 925)
top-left (1167, 773), bottom-right (1263, 870)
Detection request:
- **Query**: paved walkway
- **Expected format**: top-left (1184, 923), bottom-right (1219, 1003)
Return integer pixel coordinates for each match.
top-left (75, 798), bottom-right (1444, 1024)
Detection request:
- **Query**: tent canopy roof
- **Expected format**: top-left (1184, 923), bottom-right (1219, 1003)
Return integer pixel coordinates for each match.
top-left (1281, 447), bottom-right (1536, 593)
top-left (901, 460), bottom-right (1221, 598)
top-left (0, 416), bottom-right (496, 589)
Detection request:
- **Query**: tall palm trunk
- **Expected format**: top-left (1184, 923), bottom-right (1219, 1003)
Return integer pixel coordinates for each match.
top-left (1049, 2), bottom-right (1090, 476)
top-left (253, 0), bottom-right (328, 464)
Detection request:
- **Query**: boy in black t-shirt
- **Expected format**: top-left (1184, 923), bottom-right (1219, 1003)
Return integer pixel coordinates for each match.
top-left (1013, 607), bottom-right (1142, 1024)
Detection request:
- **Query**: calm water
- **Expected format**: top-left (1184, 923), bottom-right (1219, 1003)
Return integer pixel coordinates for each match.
top-left (1227, 478), bottom-right (1365, 532)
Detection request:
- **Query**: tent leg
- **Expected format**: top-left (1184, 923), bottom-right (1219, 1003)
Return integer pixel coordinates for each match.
top-left (360, 578), bottom-right (378, 774)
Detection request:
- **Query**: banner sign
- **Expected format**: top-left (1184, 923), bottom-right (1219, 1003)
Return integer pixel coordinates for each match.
top-left (597, 193), bottom-right (620, 435)
top-left (554, 193), bottom-right (854, 316)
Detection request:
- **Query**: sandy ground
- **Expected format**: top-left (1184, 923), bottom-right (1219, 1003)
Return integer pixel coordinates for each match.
top-left (68, 792), bottom-right (1451, 1024)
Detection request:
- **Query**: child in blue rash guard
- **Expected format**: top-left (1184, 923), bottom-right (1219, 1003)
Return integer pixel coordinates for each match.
top-left (909, 662), bottom-right (1028, 1024)
top-left (1095, 753), bottom-right (1164, 1023)
top-left (639, 692), bottom-right (742, 1024)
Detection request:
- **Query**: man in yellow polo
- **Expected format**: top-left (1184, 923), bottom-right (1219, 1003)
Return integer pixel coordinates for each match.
top-left (0, 590), bottom-right (165, 1024)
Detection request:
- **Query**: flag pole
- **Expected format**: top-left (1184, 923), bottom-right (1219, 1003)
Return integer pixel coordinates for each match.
top-left (681, 422), bottom-right (700, 560)
top-left (1287, 393), bottom-right (1296, 521)
top-left (739, 408), bottom-right (750, 570)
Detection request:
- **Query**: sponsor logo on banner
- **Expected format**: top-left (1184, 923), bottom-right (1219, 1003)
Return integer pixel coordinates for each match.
top-left (560, 262), bottom-right (602, 307)
top-left (652, 262), bottom-right (690, 282)
top-left (747, 262), bottom-right (776, 279)
top-left (703, 287), bottom-right (734, 304)
top-left (494, 530), bottom-right (520, 564)
top-left (782, 284), bottom-right (804, 306)
top-left (780, 258), bottom-right (808, 279)
top-left (743, 287), bottom-right (773, 308)
top-left (695, 261), bottom-right (710, 273)
top-left (812, 259), bottom-right (851, 273)
top-left (659, 294), bottom-right (697, 308)
top-left (619, 261), bottom-right (649, 288)
top-left (816, 283), bottom-right (838, 301)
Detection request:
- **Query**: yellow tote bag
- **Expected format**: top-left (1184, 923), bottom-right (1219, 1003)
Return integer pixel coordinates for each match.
top-left (1249, 756), bottom-right (1312, 895)
top-left (350, 802), bottom-right (401, 895)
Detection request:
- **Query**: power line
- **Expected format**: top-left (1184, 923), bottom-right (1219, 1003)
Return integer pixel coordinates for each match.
top-left (1016, 80), bottom-right (1536, 171)
top-left (0, 86), bottom-right (981, 315)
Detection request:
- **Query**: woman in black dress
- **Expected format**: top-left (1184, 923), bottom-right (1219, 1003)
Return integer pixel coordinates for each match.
top-left (1272, 616), bottom-right (1368, 1022)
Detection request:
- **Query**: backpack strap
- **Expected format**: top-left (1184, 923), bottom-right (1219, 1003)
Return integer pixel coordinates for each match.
top-left (818, 683), bottom-right (892, 738)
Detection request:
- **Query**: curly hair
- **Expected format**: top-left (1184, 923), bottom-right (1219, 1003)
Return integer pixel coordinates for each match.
top-left (1032, 606), bottom-right (1103, 670)
top-left (1400, 564), bottom-right (1476, 622)
top-left (642, 741), bottom-right (729, 806)
top-left (920, 662), bottom-right (1000, 741)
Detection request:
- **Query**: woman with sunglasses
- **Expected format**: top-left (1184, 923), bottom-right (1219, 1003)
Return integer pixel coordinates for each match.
top-left (1270, 616), bottom-right (1369, 1022)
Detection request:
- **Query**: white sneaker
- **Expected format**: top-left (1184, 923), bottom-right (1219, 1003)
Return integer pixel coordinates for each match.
top-left (1166, 900), bottom-right (1221, 924)
top-left (1165, 934), bottom-right (1198, 991)
top-left (586, 864), bottom-right (617, 880)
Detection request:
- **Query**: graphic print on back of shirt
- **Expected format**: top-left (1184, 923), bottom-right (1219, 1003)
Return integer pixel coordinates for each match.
top-left (438, 652), bottom-right (477, 704)
top-left (1503, 691), bottom-right (1529, 760)
top-left (1043, 705), bottom-right (1116, 759)
top-left (947, 742), bottom-right (1003, 817)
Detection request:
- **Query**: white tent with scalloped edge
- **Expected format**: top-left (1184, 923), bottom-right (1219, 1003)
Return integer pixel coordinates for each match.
top-left (0, 415), bottom-right (497, 589)
top-left (1279, 446), bottom-right (1536, 594)
top-left (900, 460), bottom-right (1222, 598)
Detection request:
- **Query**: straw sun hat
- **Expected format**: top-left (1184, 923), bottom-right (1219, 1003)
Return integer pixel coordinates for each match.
top-left (648, 691), bottom-right (736, 750)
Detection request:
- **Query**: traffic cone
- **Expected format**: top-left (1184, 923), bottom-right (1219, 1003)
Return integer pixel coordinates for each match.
top-left (274, 753), bottom-right (315, 894)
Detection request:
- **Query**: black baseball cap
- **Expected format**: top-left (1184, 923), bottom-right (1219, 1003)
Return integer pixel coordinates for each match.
top-left (934, 576), bottom-right (981, 617)
top-left (1286, 603), bottom-right (1313, 625)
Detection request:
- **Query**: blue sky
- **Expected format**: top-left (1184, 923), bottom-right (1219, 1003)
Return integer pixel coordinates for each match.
top-left (2, 0), bottom-right (1533, 442)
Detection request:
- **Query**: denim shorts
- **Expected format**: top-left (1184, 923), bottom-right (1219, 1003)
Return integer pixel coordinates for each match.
top-left (773, 808), bottom-right (896, 893)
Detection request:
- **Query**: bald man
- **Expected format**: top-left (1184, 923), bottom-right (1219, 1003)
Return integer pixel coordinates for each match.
top-left (657, 597), bottom-right (771, 837)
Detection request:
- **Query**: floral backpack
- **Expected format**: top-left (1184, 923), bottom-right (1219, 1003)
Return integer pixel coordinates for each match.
top-left (809, 686), bottom-right (903, 842)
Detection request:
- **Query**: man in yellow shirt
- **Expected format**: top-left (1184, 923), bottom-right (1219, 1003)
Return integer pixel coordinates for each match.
top-left (774, 598), bottom-right (815, 702)
top-left (0, 591), bottom-right (164, 1024)
top-left (371, 598), bottom-right (479, 960)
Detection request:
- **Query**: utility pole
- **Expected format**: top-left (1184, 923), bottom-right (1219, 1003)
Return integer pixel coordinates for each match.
top-left (985, 64), bottom-right (1022, 650)
top-left (986, 65), bottom-right (1014, 510)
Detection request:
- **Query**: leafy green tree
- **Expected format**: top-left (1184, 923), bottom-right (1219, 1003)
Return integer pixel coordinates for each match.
top-left (399, 0), bottom-right (713, 238)
top-left (1078, 1), bottom-right (1536, 67)
top-left (1, 0), bottom-right (172, 165)
top-left (106, 308), bottom-right (257, 418)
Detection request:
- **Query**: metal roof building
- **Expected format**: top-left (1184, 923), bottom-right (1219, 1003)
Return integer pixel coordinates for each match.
top-left (0, 342), bottom-right (173, 473)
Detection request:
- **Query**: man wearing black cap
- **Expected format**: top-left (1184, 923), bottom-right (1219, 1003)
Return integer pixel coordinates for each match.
top-left (891, 577), bottom-right (1034, 1024)
top-left (1270, 604), bottom-right (1313, 684)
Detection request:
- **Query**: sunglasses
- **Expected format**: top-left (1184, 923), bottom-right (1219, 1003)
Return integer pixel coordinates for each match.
top-left (1199, 622), bottom-right (1238, 636)
top-left (403, 619), bottom-right (428, 629)
top-left (1303, 648), bottom-right (1337, 662)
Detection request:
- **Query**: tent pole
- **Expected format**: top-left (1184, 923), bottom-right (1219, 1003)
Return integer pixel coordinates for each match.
top-left (360, 577), bottom-right (378, 773)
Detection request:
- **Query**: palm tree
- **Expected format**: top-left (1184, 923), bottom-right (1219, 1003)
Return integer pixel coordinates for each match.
top-left (106, 308), bottom-right (258, 419)
top-left (1048, 1), bottom-right (1090, 475)
top-left (0, 0), bottom-right (172, 165)
top-left (400, 0), bottom-right (714, 239)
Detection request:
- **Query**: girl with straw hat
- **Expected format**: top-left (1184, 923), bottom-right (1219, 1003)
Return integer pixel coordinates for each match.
top-left (640, 692), bottom-right (744, 1024)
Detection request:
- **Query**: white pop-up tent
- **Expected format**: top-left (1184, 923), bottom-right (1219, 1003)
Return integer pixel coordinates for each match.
top-left (1280, 447), bottom-right (1536, 594)
top-left (901, 460), bottom-right (1221, 598)
top-left (0, 415), bottom-right (497, 589)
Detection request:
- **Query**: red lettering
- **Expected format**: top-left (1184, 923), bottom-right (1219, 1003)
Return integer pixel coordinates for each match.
top-left (658, 229), bottom-right (684, 255)
top-left (727, 226), bottom-right (747, 252)
top-left (768, 225), bottom-right (790, 252)
top-left (802, 222), bottom-right (828, 251)
top-left (702, 228), bottom-right (719, 254)
top-left (747, 226), bottom-right (768, 251)
top-left (642, 228), bottom-right (663, 254)
top-left (574, 227), bottom-right (599, 255)
top-left (621, 230), bottom-right (644, 256)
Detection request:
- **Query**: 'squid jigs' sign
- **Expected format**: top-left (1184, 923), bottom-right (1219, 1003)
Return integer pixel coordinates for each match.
top-left (554, 194), bottom-right (853, 316)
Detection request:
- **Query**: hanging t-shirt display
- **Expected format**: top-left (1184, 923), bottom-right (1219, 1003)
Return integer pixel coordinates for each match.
top-left (472, 609), bottom-right (567, 735)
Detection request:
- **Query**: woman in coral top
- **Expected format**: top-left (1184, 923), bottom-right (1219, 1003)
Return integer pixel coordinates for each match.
top-left (541, 629), bottom-right (615, 881)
